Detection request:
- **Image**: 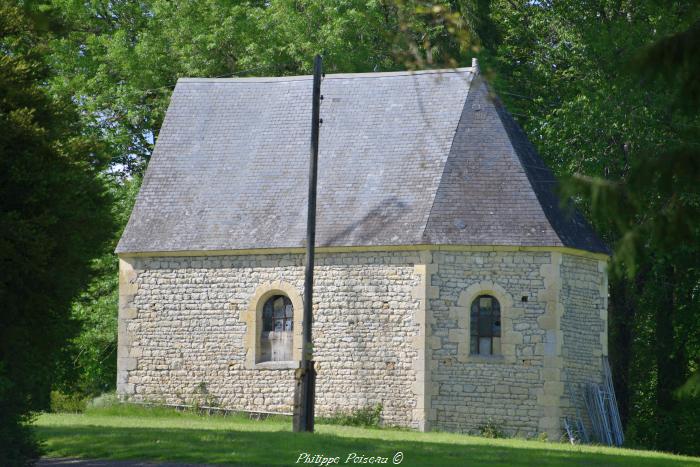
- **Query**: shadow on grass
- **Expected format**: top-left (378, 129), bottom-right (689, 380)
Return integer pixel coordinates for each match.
top-left (36, 424), bottom-right (696, 467)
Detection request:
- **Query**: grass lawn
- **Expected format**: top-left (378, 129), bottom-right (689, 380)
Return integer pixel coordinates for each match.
top-left (35, 405), bottom-right (700, 466)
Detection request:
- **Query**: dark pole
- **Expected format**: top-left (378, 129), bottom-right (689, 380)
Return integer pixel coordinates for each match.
top-left (293, 54), bottom-right (322, 433)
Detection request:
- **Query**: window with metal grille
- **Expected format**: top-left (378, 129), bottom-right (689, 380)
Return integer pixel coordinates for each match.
top-left (262, 295), bottom-right (293, 332)
top-left (470, 295), bottom-right (501, 356)
top-left (260, 295), bottom-right (293, 362)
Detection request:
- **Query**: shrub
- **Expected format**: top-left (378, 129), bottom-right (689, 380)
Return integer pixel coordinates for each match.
top-left (50, 391), bottom-right (89, 413)
top-left (478, 419), bottom-right (505, 439)
top-left (320, 404), bottom-right (383, 428)
top-left (190, 381), bottom-right (220, 409)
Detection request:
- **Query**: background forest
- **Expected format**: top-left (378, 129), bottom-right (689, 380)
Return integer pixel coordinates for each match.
top-left (1, 0), bottom-right (698, 463)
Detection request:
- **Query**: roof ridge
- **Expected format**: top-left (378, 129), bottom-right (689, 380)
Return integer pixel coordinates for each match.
top-left (177, 67), bottom-right (475, 84)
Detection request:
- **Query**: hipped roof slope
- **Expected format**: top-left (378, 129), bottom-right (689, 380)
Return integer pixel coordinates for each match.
top-left (116, 67), bottom-right (608, 255)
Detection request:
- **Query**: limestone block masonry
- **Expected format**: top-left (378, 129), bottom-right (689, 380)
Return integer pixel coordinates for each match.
top-left (117, 247), bottom-right (607, 436)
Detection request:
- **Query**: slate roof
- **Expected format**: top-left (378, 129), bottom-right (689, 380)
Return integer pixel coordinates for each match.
top-left (116, 67), bottom-right (608, 255)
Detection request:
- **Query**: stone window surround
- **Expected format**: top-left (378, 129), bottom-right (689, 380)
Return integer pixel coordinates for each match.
top-left (243, 281), bottom-right (303, 370)
top-left (449, 281), bottom-right (517, 364)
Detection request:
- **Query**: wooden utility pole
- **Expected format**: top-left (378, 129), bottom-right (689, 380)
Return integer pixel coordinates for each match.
top-left (293, 54), bottom-right (322, 433)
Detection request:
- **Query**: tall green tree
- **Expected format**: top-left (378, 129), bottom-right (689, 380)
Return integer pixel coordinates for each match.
top-left (55, 177), bottom-right (140, 397)
top-left (573, 9), bottom-right (700, 452)
top-left (47, 0), bottom-right (477, 174)
top-left (0, 2), bottom-right (113, 464)
top-left (478, 0), bottom-right (700, 453)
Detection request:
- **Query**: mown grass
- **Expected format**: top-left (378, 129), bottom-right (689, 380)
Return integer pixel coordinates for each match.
top-left (35, 404), bottom-right (700, 466)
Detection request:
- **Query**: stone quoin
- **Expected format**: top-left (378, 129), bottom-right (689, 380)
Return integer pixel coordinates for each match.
top-left (116, 63), bottom-right (609, 439)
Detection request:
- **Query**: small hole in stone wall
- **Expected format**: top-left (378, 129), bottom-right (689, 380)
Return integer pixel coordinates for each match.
top-left (521, 295), bottom-right (528, 302)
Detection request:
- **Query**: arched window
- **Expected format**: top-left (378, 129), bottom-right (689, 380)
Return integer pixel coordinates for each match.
top-left (470, 295), bottom-right (501, 356)
top-left (260, 295), bottom-right (293, 362)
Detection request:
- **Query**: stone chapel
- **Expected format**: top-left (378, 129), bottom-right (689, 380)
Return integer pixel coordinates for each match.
top-left (116, 63), bottom-right (610, 438)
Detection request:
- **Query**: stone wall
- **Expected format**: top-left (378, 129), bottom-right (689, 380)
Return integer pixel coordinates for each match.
top-left (117, 247), bottom-right (607, 435)
top-left (117, 251), bottom-right (423, 427)
top-left (559, 254), bottom-right (607, 425)
top-left (427, 250), bottom-right (551, 437)
top-left (424, 250), bottom-right (607, 438)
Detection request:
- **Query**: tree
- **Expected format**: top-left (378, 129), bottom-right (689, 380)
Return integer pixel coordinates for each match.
top-left (0, 2), bottom-right (113, 463)
top-left (47, 0), bottom-right (477, 175)
top-left (479, 0), bottom-right (700, 453)
top-left (56, 177), bottom-right (140, 397)
top-left (572, 10), bottom-right (700, 452)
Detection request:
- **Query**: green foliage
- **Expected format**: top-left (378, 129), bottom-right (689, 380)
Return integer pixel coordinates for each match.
top-left (55, 177), bottom-right (140, 398)
top-left (677, 372), bottom-right (700, 399)
top-left (475, 0), bottom-right (700, 455)
top-left (0, 366), bottom-right (42, 466)
top-left (478, 419), bottom-right (505, 439)
top-left (0, 1), bottom-right (114, 463)
top-left (319, 403), bottom-right (383, 428)
top-left (50, 390), bottom-right (89, 413)
top-left (190, 380), bottom-right (221, 409)
top-left (46, 0), bottom-right (478, 174)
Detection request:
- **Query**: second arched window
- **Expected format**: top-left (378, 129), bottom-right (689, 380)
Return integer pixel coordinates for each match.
top-left (470, 295), bottom-right (501, 356)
